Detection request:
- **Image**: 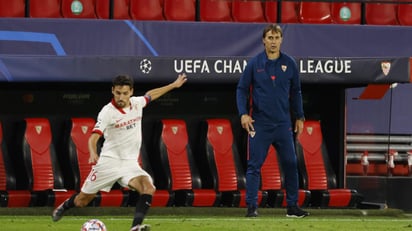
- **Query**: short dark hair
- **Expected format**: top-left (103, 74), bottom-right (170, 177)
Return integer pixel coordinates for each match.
top-left (262, 24), bottom-right (283, 38)
top-left (112, 75), bottom-right (134, 88)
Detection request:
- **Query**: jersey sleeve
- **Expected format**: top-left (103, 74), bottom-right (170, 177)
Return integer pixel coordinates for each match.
top-left (236, 57), bottom-right (255, 117)
top-left (93, 107), bottom-right (110, 135)
top-left (131, 96), bottom-right (149, 108)
top-left (289, 57), bottom-right (305, 119)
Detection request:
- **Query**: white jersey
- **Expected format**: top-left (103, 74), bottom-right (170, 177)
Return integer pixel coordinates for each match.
top-left (92, 96), bottom-right (149, 160)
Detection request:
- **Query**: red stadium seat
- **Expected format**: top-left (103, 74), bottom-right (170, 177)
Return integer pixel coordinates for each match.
top-left (66, 118), bottom-right (96, 191)
top-left (365, 2), bottom-right (399, 25)
top-left (66, 118), bottom-right (128, 207)
top-left (200, 119), bottom-right (267, 207)
top-left (22, 118), bottom-right (74, 207)
top-left (137, 143), bottom-right (174, 207)
top-left (0, 0), bottom-right (25, 17)
top-left (199, 0), bottom-right (232, 22)
top-left (261, 146), bottom-right (310, 208)
top-left (0, 121), bottom-right (33, 207)
top-left (95, 0), bottom-right (131, 19)
top-left (331, 2), bottom-right (361, 24)
top-left (163, 0), bottom-right (196, 21)
top-left (295, 120), bottom-right (363, 208)
top-left (129, 0), bottom-right (164, 20)
top-left (61, 0), bottom-right (97, 18)
top-left (299, 2), bottom-right (332, 24)
top-left (397, 0), bottom-right (412, 26)
top-left (232, 0), bottom-right (265, 23)
top-left (154, 119), bottom-right (221, 206)
top-left (30, 0), bottom-right (62, 18)
top-left (264, 0), bottom-right (278, 23)
top-left (265, 0), bottom-right (299, 23)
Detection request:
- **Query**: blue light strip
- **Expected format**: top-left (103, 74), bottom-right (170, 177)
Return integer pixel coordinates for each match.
top-left (0, 31), bottom-right (67, 81)
top-left (0, 31), bottom-right (66, 56)
top-left (124, 20), bottom-right (159, 56)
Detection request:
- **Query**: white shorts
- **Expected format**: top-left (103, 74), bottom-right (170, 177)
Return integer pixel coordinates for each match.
top-left (81, 156), bottom-right (152, 194)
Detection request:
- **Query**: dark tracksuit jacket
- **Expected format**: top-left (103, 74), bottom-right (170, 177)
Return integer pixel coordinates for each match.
top-left (236, 51), bottom-right (304, 207)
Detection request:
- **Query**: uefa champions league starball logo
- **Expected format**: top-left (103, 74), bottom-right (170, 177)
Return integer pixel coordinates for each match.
top-left (139, 59), bottom-right (152, 74)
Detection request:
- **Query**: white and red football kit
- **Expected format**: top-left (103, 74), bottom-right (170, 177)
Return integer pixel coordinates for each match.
top-left (81, 96), bottom-right (153, 194)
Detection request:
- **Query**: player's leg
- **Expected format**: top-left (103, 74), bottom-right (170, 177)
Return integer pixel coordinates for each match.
top-left (273, 125), bottom-right (308, 218)
top-left (128, 175), bottom-right (155, 231)
top-left (119, 161), bottom-right (155, 231)
top-left (52, 157), bottom-right (119, 222)
top-left (52, 192), bottom-right (96, 222)
top-left (245, 124), bottom-right (271, 217)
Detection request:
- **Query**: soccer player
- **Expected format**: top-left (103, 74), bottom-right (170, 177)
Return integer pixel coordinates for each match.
top-left (52, 73), bottom-right (188, 231)
top-left (236, 24), bottom-right (309, 218)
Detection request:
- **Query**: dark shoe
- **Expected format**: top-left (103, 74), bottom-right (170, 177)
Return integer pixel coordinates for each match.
top-left (130, 224), bottom-right (151, 231)
top-left (51, 199), bottom-right (68, 222)
top-left (286, 206), bottom-right (309, 218)
top-left (245, 207), bottom-right (258, 217)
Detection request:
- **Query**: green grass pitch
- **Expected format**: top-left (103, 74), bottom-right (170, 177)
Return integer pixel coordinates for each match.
top-left (0, 207), bottom-right (411, 231)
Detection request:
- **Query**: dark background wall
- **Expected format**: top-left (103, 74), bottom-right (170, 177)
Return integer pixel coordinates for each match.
top-left (0, 81), bottom-right (344, 190)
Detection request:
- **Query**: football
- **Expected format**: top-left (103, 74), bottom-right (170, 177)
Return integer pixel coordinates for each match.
top-left (81, 219), bottom-right (107, 231)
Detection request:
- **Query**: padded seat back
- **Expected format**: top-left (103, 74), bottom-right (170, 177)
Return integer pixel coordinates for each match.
top-left (30, 0), bottom-right (62, 18)
top-left (331, 2), bottom-right (361, 24)
top-left (61, 0), bottom-right (97, 18)
top-left (163, 0), bottom-right (195, 21)
top-left (67, 118), bottom-right (95, 190)
top-left (23, 118), bottom-right (64, 191)
top-left (296, 120), bottom-right (363, 208)
top-left (95, 0), bottom-right (131, 19)
top-left (265, 1), bottom-right (299, 23)
top-left (365, 2), bottom-right (399, 25)
top-left (232, 0), bottom-right (265, 22)
top-left (299, 2), bottom-right (332, 24)
top-left (202, 119), bottom-right (267, 207)
top-left (296, 120), bottom-right (336, 190)
top-left (0, 121), bottom-right (33, 207)
top-left (159, 119), bottom-right (195, 191)
top-left (200, 0), bottom-right (232, 22)
top-left (156, 119), bottom-right (219, 206)
top-left (204, 119), bottom-right (245, 191)
top-left (397, 0), bottom-right (412, 26)
top-left (130, 0), bottom-right (164, 20)
top-left (0, 0), bottom-right (25, 17)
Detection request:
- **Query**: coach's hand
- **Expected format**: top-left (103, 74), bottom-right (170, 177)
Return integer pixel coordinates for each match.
top-left (241, 114), bottom-right (255, 134)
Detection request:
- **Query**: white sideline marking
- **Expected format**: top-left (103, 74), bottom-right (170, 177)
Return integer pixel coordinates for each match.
top-left (66, 217), bottom-right (409, 222)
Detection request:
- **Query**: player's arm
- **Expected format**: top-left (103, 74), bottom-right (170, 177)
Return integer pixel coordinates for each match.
top-left (144, 73), bottom-right (187, 101)
top-left (290, 59), bottom-right (305, 135)
top-left (88, 132), bottom-right (101, 164)
top-left (236, 60), bottom-right (254, 133)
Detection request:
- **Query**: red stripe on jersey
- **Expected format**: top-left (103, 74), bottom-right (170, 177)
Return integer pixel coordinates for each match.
top-left (144, 95), bottom-right (151, 105)
top-left (111, 99), bottom-right (126, 114)
top-left (92, 129), bottom-right (103, 136)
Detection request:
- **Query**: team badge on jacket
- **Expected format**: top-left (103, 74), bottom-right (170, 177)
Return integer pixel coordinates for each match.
top-left (249, 130), bottom-right (256, 138)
